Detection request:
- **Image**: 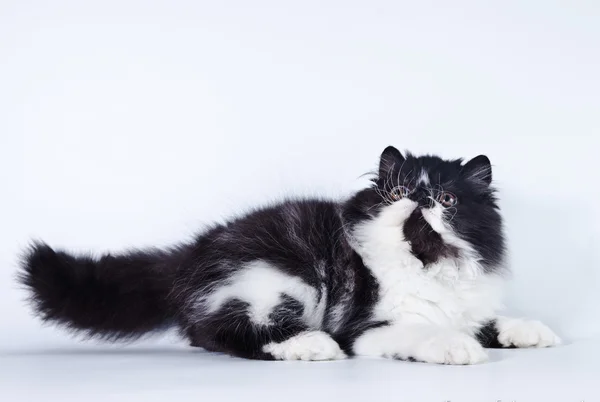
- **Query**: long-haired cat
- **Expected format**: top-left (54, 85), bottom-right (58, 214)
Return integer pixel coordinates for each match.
top-left (18, 146), bottom-right (560, 363)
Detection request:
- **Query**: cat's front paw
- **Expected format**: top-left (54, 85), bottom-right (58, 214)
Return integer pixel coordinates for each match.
top-left (414, 331), bottom-right (488, 365)
top-left (263, 331), bottom-right (347, 361)
top-left (497, 318), bottom-right (561, 348)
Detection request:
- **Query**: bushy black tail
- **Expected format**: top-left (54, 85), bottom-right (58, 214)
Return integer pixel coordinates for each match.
top-left (18, 242), bottom-right (179, 341)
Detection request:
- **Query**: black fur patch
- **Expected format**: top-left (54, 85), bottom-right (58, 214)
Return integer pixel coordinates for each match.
top-left (403, 208), bottom-right (460, 265)
top-left (475, 320), bottom-right (515, 349)
top-left (187, 297), bottom-right (308, 360)
top-left (18, 242), bottom-right (181, 340)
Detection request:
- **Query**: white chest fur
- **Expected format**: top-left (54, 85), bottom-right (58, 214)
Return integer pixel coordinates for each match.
top-left (351, 200), bottom-right (504, 335)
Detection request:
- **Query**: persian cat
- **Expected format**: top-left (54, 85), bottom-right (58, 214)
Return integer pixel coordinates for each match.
top-left (18, 146), bottom-right (560, 363)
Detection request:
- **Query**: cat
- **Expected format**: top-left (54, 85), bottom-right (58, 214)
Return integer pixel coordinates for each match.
top-left (18, 145), bottom-right (560, 364)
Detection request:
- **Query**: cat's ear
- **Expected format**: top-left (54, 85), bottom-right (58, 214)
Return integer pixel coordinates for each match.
top-left (379, 146), bottom-right (405, 178)
top-left (462, 155), bottom-right (492, 186)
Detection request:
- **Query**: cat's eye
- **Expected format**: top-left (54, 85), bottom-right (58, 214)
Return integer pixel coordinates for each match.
top-left (438, 192), bottom-right (457, 207)
top-left (390, 186), bottom-right (411, 201)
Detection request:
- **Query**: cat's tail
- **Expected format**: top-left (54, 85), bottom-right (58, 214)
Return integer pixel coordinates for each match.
top-left (18, 242), bottom-right (181, 341)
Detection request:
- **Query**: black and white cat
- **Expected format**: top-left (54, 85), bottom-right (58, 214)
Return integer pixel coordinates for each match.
top-left (19, 146), bottom-right (560, 364)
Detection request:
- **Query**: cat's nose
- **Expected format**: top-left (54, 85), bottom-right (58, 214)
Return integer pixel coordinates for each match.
top-left (409, 190), bottom-right (433, 208)
top-left (417, 197), bottom-right (433, 209)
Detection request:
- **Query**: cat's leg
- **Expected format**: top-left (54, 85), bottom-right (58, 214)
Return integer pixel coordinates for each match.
top-left (186, 297), bottom-right (346, 361)
top-left (476, 317), bottom-right (561, 349)
top-left (352, 322), bottom-right (488, 365)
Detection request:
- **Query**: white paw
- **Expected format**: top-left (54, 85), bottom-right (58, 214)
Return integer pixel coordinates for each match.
top-left (497, 318), bottom-right (561, 348)
top-left (263, 331), bottom-right (347, 361)
top-left (414, 331), bottom-right (488, 365)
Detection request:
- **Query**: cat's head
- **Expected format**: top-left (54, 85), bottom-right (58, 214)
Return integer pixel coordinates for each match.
top-left (343, 146), bottom-right (505, 272)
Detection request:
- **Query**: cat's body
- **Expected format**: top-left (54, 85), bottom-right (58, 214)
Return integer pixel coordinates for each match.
top-left (19, 147), bottom-right (560, 363)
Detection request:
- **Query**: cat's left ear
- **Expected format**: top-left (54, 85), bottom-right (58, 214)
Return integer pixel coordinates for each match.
top-left (462, 155), bottom-right (492, 186)
top-left (379, 146), bottom-right (405, 178)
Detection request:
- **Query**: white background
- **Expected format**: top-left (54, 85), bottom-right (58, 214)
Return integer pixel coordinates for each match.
top-left (1, 1), bottom-right (599, 401)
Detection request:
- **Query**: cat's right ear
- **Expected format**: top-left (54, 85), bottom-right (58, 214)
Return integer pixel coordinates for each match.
top-left (462, 155), bottom-right (492, 186)
top-left (379, 146), bottom-right (405, 178)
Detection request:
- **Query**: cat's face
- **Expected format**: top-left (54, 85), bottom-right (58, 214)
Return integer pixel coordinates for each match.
top-left (344, 146), bottom-right (505, 271)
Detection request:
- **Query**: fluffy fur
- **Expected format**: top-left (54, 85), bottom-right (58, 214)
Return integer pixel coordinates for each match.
top-left (18, 146), bottom-right (560, 363)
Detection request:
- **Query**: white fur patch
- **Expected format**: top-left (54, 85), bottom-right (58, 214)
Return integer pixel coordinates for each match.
top-left (421, 204), bottom-right (447, 235)
top-left (417, 170), bottom-right (430, 186)
top-left (353, 323), bottom-right (488, 365)
top-left (351, 199), bottom-right (503, 332)
top-left (263, 331), bottom-right (347, 361)
top-left (350, 197), bottom-right (505, 362)
top-left (496, 317), bottom-right (562, 348)
top-left (198, 260), bottom-right (324, 328)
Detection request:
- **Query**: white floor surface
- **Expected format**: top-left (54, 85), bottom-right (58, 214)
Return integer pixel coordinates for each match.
top-left (1, 335), bottom-right (598, 402)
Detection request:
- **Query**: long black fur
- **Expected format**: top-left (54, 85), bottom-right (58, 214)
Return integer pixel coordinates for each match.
top-left (18, 242), bottom-right (183, 340)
